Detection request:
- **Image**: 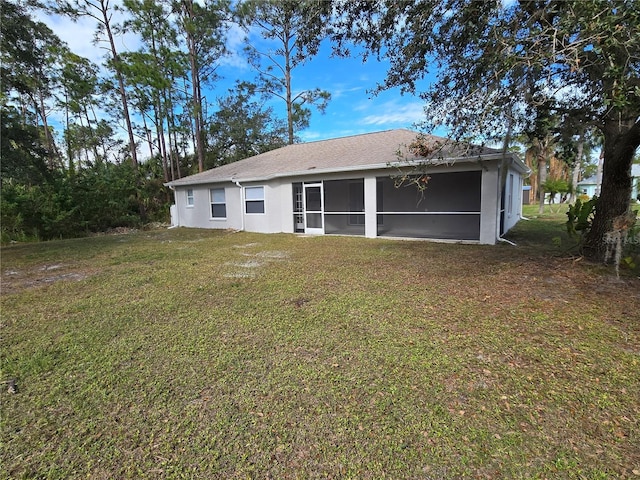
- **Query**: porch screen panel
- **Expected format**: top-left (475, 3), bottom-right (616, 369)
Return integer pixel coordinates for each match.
top-left (323, 179), bottom-right (365, 236)
top-left (377, 171), bottom-right (481, 212)
top-left (325, 214), bottom-right (365, 235)
top-left (305, 187), bottom-right (322, 211)
top-left (377, 214), bottom-right (480, 240)
top-left (377, 171), bottom-right (481, 240)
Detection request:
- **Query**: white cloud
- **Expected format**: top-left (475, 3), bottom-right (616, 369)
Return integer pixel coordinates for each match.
top-left (40, 14), bottom-right (102, 64)
top-left (38, 8), bottom-right (141, 67)
top-left (299, 128), bottom-right (373, 142)
top-left (219, 22), bottom-right (251, 70)
top-left (330, 85), bottom-right (364, 100)
top-left (359, 100), bottom-right (425, 126)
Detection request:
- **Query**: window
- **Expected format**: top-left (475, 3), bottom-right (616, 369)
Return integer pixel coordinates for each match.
top-left (507, 174), bottom-right (514, 215)
top-left (186, 189), bottom-right (194, 207)
top-left (245, 186), bottom-right (265, 214)
top-left (210, 188), bottom-right (226, 219)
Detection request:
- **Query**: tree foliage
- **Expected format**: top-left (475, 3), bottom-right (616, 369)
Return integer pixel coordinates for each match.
top-left (173, 0), bottom-right (230, 172)
top-left (54, 0), bottom-right (141, 168)
top-left (0, 1), bottom-right (286, 241)
top-left (333, 0), bottom-right (640, 260)
top-left (207, 82), bottom-right (287, 167)
top-left (237, 0), bottom-right (332, 144)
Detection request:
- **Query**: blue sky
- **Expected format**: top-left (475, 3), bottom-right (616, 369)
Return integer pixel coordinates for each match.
top-left (41, 8), bottom-right (436, 147)
top-left (221, 39), bottom-right (433, 142)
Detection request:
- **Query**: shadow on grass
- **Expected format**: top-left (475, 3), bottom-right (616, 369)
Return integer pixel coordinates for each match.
top-left (501, 205), bottom-right (583, 257)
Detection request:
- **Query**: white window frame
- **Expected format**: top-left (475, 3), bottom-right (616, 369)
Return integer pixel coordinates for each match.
top-left (507, 173), bottom-right (514, 215)
top-left (210, 188), bottom-right (226, 220)
top-left (186, 188), bottom-right (194, 208)
top-left (244, 186), bottom-right (265, 214)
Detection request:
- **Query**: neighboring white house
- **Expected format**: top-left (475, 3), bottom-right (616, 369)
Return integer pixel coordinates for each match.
top-left (165, 129), bottom-right (530, 245)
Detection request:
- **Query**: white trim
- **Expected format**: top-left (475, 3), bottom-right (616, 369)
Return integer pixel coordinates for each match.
top-left (375, 211), bottom-right (481, 215)
top-left (233, 179), bottom-right (245, 231)
top-left (209, 187), bottom-right (227, 220)
top-left (303, 182), bottom-right (324, 234)
top-left (244, 186), bottom-right (265, 215)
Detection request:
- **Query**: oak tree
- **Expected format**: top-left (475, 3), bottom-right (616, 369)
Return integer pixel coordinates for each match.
top-left (333, 0), bottom-right (640, 260)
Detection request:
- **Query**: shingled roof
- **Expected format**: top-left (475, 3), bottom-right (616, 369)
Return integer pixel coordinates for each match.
top-left (165, 129), bottom-right (506, 187)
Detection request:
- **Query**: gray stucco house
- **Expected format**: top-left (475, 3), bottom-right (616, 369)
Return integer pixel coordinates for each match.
top-left (165, 129), bottom-right (529, 244)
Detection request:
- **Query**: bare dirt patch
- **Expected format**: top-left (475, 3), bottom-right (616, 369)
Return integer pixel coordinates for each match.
top-left (1, 264), bottom-right (92, 295)
top-left (223, 247), bottom-right (290, 278)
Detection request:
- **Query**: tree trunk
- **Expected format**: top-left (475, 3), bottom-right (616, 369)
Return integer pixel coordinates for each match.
top-left (283, 25), bottom-right (294, 145)
top-left (524, 147), bottom-right (537, 204)
top-left (286, 58), bottom-right (293, 145)
top-left (569, 133), bottom-right (583, 203)
top-left (35, 90), bottom-right (60, 167)
top-left (100, 0), bottom-right (138, 169)
top-left (63, 91), bottom-right (74, 173)
top-left (182, 0), bottom-right (206, 172)
top-left (155, 101), bottom-right (169, 183)
top-left (584, 118), bottom-right (639, 260)
top-left (537, 153), bottom-right (547, 214)
top-left (83, 104), bottom-right (102, 163)
top-left (188, 53), bottom-right (206, 172)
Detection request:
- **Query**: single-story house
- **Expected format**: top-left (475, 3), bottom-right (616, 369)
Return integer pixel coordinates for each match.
top-left (577, 175), bottom-right (599, 198)
top-left (165, 129), bottom-right (530, 244)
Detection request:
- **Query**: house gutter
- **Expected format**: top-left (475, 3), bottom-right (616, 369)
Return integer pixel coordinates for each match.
top-left (233, 178), bottom-right (245, 231)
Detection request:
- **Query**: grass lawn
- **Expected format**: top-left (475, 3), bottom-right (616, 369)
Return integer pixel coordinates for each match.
top-left (1, 209), bottom-right (639, 479)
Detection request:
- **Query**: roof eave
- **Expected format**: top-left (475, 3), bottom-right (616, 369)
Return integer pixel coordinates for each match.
top-left (165, 152), bottom-right (528, 187)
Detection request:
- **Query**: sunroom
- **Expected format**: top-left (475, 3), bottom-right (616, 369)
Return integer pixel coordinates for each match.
top-left (291, 170), bottom-right (482, 241)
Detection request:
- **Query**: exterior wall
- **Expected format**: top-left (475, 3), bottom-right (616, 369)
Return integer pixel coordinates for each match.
top-left (502, 166), bottom-right (523, 234)
top-left (577, 183), bottom-right (597, 198)
top-left (171, 182), bottom-right (242, 230)
top-left (480, 162), bottom-right (500, 244)
top-left (277, 181), bottom-right (295, 233)
top-left (242, 181), bottom-right (281, 234)
top-left (170, 162), bottom-right (523, 245)
top-left (171, 180), bottom-right (292, 234)
top-left (364, 177), bottom-right (377, 238)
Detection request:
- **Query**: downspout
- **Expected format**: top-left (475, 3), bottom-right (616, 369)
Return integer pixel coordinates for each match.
top-left (498, 236), bottom-right (517, 246)
top-left (167, 185), bottom-right (179, 229)
top-left (233, 178), bottom-right (245, 231)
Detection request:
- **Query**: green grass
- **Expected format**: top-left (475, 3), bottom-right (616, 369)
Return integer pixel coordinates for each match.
top-left (1, 215), bottom-right (639, 479)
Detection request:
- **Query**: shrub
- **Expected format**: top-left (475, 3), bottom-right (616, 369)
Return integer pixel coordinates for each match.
top-left (566, 196), bottom-right (597, 238)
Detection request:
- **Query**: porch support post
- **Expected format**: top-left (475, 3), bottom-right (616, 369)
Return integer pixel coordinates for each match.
top-left (364, 176), bottom-right (377, 238)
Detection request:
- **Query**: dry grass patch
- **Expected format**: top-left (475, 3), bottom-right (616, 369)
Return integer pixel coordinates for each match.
top-left (1, 216), bottom-right (639, 478)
